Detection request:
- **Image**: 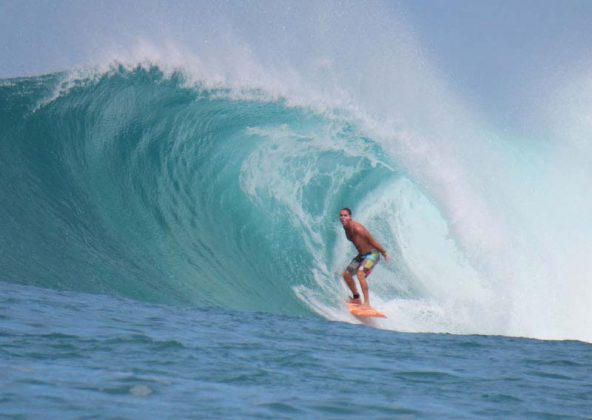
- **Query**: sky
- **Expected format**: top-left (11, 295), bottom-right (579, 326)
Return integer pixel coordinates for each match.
top-left (2, 0), bottom-right (592, 131)
top-left (400, 1), bottom-right (592, 132)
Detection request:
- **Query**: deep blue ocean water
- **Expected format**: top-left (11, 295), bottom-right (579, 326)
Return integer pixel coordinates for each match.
top-left (2, 68), bottom-right (592, 418)
top-left (2, 281), bottom-right (592, 418)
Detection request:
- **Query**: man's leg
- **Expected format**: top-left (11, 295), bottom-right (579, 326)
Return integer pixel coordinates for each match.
top-left (342, 271), bottom-right (360, 303)
top-left (356, 270), bottom-right (370, 307)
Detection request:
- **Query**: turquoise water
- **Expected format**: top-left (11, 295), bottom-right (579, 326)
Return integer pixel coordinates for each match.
top-left (3, 281), bottom-right (592, 418)
top-left (0, 69), bottom-right (391, 312)
top-left (2, 68), bottom-right (592, 417)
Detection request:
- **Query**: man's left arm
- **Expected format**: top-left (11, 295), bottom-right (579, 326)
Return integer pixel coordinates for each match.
top-left (360, 225), bottom-right (390, 260)
top-left (370, 236), bottom-right (388, 259)
top-left (375, 239), bottom-right (391, 262)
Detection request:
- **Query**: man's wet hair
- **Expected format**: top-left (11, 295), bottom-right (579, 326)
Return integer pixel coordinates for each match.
top-left (341, 207), bottom-right (352, 216)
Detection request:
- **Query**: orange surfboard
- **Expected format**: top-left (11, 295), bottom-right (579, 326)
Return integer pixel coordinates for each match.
top-left (347, 302), bottom-right (387, 318)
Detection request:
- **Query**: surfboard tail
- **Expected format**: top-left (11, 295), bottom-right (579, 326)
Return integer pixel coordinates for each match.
top-left (347, 302), bottom-right (387, 318)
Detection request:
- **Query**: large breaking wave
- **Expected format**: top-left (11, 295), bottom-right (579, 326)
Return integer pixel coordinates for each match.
top-left (2, 58), bottom-right (591, 343)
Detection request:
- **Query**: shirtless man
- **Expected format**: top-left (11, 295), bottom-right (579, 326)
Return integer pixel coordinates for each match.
top-left (339, 208), bottom-right (389, 308)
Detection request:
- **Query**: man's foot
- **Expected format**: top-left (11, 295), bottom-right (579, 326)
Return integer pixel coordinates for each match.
top-left (359, 302), bottom-right (371, 309)
top-left (348, 296), bottom-right (361, 305)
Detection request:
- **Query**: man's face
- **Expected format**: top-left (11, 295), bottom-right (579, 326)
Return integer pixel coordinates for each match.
top-left (339, 210), bottom-right (351, 226)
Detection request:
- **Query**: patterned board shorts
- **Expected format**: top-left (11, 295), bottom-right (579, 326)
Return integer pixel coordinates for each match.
top-left (345, 250), bottom-right (380, 276)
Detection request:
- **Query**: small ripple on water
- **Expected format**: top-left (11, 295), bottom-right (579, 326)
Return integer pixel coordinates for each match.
top-left (257, 401), bottom-right (303, 415)
top-left (396, 370), bottom-right (461, 384)
top-left (129, 385), bottom-right (153, 397)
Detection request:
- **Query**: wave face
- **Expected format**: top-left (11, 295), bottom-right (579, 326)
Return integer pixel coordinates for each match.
top-left (1, 66), bottom-right (592, 342)
top-left (0, 68), bottom-right (395, 314)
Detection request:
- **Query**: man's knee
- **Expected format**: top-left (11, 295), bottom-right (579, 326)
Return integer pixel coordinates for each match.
top-left (343, 271), bottom-right (354, 281)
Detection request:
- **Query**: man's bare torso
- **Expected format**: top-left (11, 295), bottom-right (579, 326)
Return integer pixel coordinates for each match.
top-left (344, 221), bottom-right (374, 255)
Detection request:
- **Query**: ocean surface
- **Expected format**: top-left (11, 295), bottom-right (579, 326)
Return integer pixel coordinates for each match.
top-left (1, 67), bottom-right (592, 418)
top-left (3, 281), bottom-right (592, 419)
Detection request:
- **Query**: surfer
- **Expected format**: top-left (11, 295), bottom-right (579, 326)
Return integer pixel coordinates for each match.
top-left (339, 208), bottom-right (390, 308)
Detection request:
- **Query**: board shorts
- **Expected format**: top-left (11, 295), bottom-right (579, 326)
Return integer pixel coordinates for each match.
top-left (345, 250), bottom-right (380, 276)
